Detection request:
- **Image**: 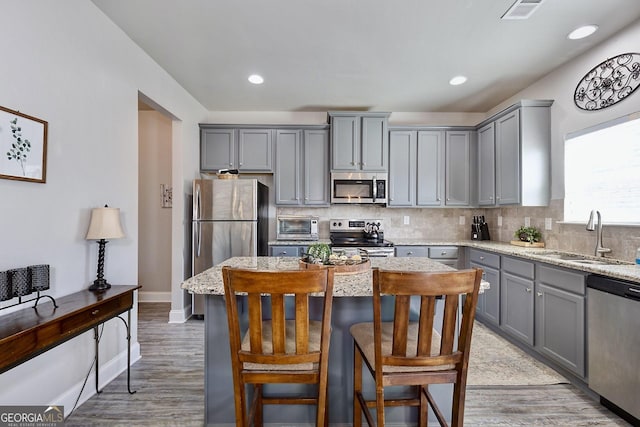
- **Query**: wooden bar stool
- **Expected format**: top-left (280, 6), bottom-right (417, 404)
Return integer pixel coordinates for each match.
top-left (222, 266), bottom-right (335, 427)
top-left (350, 268), bottom-right (482, 427)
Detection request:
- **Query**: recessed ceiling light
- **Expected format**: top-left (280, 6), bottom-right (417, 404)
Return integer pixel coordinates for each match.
top-left (568, 25), bottom-right (598, 40)
top-left (248, 74), bottom-right (264, 84)
top-left (449, 75), bottom-right (467, 86)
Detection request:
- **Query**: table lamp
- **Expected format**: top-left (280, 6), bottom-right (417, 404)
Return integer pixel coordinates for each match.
top-left (86, 205), bottom-right (125, 291)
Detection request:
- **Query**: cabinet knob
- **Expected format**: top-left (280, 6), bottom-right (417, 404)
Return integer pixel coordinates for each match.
top-left (239, 162), bottom-right (243, 166)
top-left (229, 162), bottom-right (233, 166)
top-left (479, 256), bottom-right (485, 260)
top-left (537, 292), bottom-right (543, 297)
top-left (441, 251), bottom-right (447, 255)
top-left (437, 197), bottom-right (441, 201)
top-left (407, 251), bottom-right (413, 255)
top-left (489, 196), bottom-right (493, 200)
top-left (526, 288), bottom-right (532, 293)
top-left (351, 162), bottom-right (355, 166)
top-left (447, 198), bottom-right (450, 201)
top-left (362, 162), bottom-right (366, 166)
top-left (279, 251), bottom-right (287, 255)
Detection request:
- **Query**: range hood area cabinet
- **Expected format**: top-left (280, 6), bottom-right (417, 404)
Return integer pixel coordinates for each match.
top-left (200, 126), bottom-right (274, 172)
top-left (274, 128), bottom-right (330, 206)
top-left (388, 128), bottom-right (476, 207)
top-left (477, 100), bottom-right (554, 207)
top-left (328, 112), bottom-right (390, 172)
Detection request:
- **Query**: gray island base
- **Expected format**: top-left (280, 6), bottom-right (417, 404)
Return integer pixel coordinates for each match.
top-left (182, 256), bottom-right (485, 426)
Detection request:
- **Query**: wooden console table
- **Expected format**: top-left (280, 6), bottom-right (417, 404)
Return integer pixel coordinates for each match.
top-left (0, 285), bottom-right (140, 394)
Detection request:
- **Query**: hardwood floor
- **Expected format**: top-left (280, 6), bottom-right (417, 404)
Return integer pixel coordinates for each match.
top-left (66, 303), bottom-right (629, 426)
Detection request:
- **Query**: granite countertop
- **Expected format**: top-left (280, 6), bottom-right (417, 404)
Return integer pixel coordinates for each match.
top-left (393, 239), bottom-right (640, 284)
top-left (269, 239), bottom-right (640, 284)
top-left (182, 256), bottom-right (490, 296)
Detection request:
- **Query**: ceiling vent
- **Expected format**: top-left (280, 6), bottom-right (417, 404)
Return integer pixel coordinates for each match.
top-left (501, 0), bottom-right (545, 20)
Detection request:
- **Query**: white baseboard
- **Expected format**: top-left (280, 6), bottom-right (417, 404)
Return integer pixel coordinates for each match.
top-left (138, 291), bottom-right (171, 303)
top-left (168, 304), bottom-right (191, 323)
top-left (59, 342), bottom-right (141, 418)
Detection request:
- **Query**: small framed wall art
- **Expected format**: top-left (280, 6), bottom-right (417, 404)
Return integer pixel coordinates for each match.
top-left (0, 105), bottom-right (48, 183)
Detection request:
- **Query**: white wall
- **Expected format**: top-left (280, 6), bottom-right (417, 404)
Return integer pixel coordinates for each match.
top-left (0, 0), bottom-right (206, 410)
top-left (138, 110), bottom-right (172, 301)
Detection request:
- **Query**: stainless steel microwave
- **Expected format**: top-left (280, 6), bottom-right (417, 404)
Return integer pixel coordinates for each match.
top-left (331, 172), bottom-right (387, 204)
top-left (276, 215), bottom-right (319, 241)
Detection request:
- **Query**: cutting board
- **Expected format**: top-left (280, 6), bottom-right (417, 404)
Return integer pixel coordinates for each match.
top-left (510, 240), bottom-right (545, 248)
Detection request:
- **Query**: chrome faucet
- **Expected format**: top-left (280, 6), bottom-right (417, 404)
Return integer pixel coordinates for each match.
top-left (586, 210), bottom-right (611, 257)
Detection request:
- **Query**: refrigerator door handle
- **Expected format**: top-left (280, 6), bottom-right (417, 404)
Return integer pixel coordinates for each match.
top-left (194, 183), bottom-right (201, 221)
top-left (196, 221), bottom-right (202, 258)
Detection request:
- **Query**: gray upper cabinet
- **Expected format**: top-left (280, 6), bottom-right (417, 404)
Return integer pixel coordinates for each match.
top-left (238, 129), bottom-right (273, 171)
top-left (388, 129), bottom-right (464, 208)
top-left (275, 128), bottom-right (329, 206)
top-left (445, 130), bottom-right (472, 206)
top-left (200, 126), bottom-right (273, 172)
top-left (274, 130), bottom-right (301, 205)
top-left (476, 100), bottom-right (553, 207)
top-left (477, 123), bottom-right (496, 206)
top-left (388, 131), bottom-right (416, 206)
top-left (495, 110), bottom-right (520, 205)
top-left (329, 112), bottom-right (390, 172)
top-left (303, 129), bottom-right (330, 205)
top-left (201, 128), bottom-right (236, 171)
top-left (417, 131), bottom-right (445, 206)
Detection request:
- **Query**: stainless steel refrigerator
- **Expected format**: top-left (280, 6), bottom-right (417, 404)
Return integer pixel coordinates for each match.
top-left (191, 178), bottom-right (268, 316)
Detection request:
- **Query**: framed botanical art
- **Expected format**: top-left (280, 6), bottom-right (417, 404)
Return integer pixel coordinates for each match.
top-left (0, 106), bottom-right (48, 183)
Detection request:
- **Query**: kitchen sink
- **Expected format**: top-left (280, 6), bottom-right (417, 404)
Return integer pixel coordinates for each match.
top-left (539, 251), bottom-right (632, 266)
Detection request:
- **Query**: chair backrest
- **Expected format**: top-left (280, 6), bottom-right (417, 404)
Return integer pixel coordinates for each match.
top-left (372, 268), bottom-right (482, 369)
top-left (222, 266), bottom-right (335, 367)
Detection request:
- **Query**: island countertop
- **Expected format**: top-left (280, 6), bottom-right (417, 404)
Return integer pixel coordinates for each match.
top-left (182, 256), bottom-right (467, 297)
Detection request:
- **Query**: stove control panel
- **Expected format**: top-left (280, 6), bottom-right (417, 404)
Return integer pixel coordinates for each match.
top-left (330, 219), bottom-right (384, 232)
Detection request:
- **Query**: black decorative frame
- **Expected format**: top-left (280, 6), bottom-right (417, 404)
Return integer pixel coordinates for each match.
top-left (574, 53), bottom-right (640, 111)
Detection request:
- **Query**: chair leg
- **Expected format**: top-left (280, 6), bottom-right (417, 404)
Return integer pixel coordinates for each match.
top-left (255, 384), bottom-right (263, 427)
top-left (375, 386), bottom-right (385, 427)
top-left (317, 369), bottom-right (328, 427)
top-left (451, 379), bottom-right (466, 427)
top-left (353, 346), bottom-right (363, 427)
top-left (419, 385), bottom-right (427, 427)
top-left (233, 378), bottom-right (247, 427)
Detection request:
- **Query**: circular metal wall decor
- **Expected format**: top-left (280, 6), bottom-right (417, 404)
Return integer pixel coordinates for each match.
top-left (574, 52), bottom-right (640, 111)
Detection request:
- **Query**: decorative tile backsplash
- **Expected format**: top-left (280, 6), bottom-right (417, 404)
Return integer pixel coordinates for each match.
top-left (278, 199), bottom-right (640, 262)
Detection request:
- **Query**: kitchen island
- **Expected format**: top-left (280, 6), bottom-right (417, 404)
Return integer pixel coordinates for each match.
top-left (182, 256), bottom-right (479, 426)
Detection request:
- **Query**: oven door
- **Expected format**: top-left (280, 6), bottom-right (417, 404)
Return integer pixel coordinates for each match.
top-left (360, 247), bottom-right (395, 258)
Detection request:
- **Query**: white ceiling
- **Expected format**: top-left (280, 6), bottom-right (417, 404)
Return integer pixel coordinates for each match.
top-left (92, 0), bottom-right (640, 112)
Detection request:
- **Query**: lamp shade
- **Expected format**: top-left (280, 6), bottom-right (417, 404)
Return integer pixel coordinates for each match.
top-left (86, 207), bottom-right (125, 240)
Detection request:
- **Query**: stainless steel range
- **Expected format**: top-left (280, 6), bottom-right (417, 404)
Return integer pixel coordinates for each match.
top-left (329, 218), bottom-right (395, 257)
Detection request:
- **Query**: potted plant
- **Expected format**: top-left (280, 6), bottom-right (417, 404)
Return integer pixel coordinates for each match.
top-left (514, 226), bottom-right (542, 244)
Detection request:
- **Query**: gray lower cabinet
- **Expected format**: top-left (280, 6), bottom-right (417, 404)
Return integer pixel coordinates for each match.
top-left (468, 248), bottom-right (587, 380)
top-left (275, 129), bottom-right (329, 206)
top-left (395, 246), bottom-right (428, 257)
top-left (469, 249), bottom-right (500, 327)
top-left (395, 245), bottom-right (459, 268)
top-left (535, 264), bottom-right (586, 378)
top-left (500, 257), bottom-right (535, 345)
top-left (200, 127), bottom-right (273, 172)
top-left (270, 245), bottom-right (307, 257)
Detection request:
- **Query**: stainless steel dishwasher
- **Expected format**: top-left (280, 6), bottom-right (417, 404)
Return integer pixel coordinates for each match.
top-left (587, 274), bottom-right (640, 426)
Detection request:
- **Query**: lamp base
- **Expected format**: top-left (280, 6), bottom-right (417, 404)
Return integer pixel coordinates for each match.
top-left (89, 278), bottom-right (111, 292)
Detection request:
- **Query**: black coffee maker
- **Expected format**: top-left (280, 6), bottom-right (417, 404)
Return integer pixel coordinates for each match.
top-left (471, 215), bottom-right (490, 240)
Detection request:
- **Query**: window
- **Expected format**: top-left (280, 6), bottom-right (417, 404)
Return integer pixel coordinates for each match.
top-left (564, 112), bottom-right (640, 224)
